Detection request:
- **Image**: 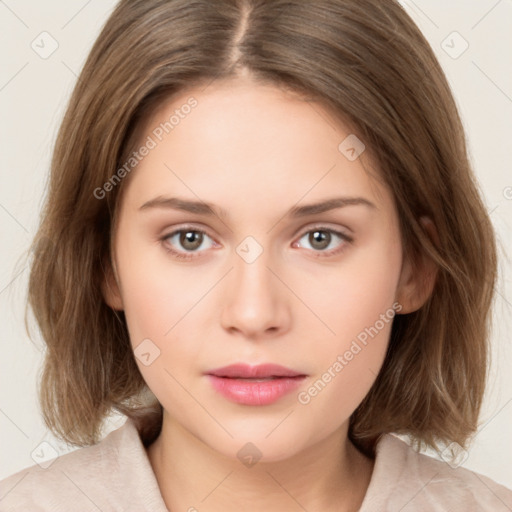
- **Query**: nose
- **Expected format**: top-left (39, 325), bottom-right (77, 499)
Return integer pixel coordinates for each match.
top-left (220, 250), bottom-right (292, 340)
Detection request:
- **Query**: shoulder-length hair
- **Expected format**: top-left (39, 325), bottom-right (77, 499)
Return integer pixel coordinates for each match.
top-left (26, 0), bottom-right (497, 455)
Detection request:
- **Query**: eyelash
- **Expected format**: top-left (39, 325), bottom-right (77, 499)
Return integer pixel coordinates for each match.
top-left (160, 225), bottom-right (353, 261)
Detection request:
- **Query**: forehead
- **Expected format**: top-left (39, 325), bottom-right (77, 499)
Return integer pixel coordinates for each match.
top-left (119, 77), bottom-right (390, 217)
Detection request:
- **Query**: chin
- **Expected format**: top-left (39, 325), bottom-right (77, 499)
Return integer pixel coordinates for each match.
top-left (198, 421), bottom-right (311, 464)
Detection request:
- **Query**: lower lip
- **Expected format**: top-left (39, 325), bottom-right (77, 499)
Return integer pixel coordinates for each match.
top-left (207, 375), bottom-right (306, 405)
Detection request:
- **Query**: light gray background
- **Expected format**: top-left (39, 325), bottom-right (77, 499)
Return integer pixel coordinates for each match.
top-left (1, 0), bottom-right (511, 489)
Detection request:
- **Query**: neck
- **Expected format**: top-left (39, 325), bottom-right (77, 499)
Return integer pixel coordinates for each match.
top-left (146, 410), bottom-right (374, 512)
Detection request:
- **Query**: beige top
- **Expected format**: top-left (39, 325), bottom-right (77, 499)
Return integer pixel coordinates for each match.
top-left (1, 416), bottom-right (511, 511)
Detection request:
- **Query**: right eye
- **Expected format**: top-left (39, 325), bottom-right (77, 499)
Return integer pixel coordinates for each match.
top-left (161, 227), bottom-right (218, 260)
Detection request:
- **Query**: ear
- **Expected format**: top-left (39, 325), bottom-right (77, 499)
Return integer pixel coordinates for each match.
top-left (101, 255), bottom-right (124, 311)
top-left (395, 216), bottom-right (439, 314)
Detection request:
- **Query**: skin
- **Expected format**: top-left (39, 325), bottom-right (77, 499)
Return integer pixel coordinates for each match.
top-left (103, 76), bottom-right (435, 512)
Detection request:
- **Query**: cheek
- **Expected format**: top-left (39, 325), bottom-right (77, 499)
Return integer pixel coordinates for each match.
top-left (115, 234), bottom-right (220, 403)
top-left (115, 231), bottom-right (206, 342)
top-left (117, 252), bottom-right (207, 407)
top-left (303, 234), bottom-right (402, 348)
top-left (293, 236), bottom-right (402, 413)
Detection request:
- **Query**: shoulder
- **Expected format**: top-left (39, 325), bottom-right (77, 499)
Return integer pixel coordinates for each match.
top-left (360, 433), bottom-right (512, 512)
top-left (0, 417), bottom-right (167, 512)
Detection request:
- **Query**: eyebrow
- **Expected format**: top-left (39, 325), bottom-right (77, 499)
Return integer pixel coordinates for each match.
top-left (138, 195), bottom-right (376, 219)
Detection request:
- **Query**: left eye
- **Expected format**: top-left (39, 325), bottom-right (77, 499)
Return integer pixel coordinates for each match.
top-left (294, 228), bottom-right (351, 255)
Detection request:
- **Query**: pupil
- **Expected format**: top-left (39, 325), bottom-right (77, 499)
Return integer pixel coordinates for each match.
top-left (181, 231), bottom-right (202, 250)
top-left (310, 230), bottom-right (330, 250)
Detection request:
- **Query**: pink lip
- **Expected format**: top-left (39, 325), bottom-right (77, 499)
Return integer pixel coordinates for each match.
top-left (206, 364), bottom-right (307, 406)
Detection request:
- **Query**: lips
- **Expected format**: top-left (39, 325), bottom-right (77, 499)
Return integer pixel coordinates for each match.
top-left (207, 363), bottom-right (306, 379)
top-left (206, 364), bottom-right (307, 405)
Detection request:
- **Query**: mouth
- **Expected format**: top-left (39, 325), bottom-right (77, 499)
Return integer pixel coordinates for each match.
top-left (205, 363), bottom-right (307, 405)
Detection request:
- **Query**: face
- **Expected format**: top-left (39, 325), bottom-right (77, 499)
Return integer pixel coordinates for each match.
top-left (104, 77), bottom-right (419, 462)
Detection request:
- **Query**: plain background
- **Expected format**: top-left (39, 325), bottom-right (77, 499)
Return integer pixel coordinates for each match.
top-left (0, 0), bottom-right (511, 489)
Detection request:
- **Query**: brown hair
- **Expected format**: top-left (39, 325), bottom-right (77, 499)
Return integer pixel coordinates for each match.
top-left (25, 0), bottom-right (497, 455)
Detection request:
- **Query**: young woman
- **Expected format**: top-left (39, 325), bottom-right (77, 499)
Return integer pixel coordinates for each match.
top-left (1, 0), bottom-right (510, 510)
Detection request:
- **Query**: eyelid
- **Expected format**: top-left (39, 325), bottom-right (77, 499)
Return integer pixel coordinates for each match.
top-left (161, 223), bottom-right (217, 241)
top-left (295, 222), bottom-right (353, 239)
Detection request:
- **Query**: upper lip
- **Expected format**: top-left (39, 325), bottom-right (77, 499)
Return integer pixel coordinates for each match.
top-left (207, 363), bottom-right (306, 378)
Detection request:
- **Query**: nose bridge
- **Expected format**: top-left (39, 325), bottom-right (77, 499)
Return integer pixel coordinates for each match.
top-left (220, 239), bottom-right (290, 337)
top-left (233, 234), bottom-right (276, 292)
top-left (234, 247), bottom-right (274, 297)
